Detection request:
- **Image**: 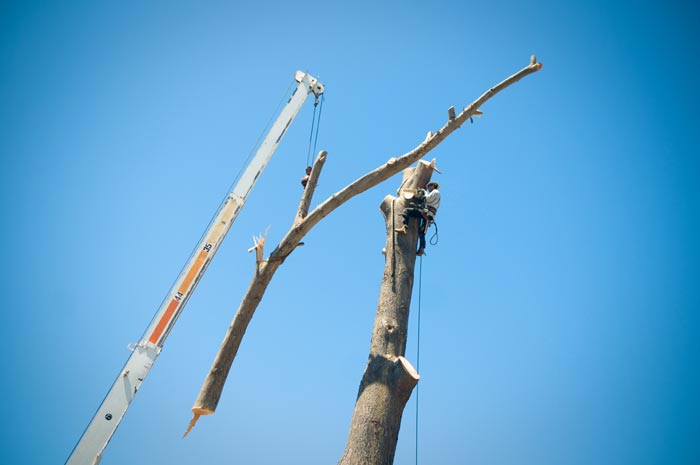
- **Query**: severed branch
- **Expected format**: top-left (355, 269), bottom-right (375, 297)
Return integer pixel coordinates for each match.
top-left (295, 150), bottom-right (327, 224)
top-left (184, 57), bottom-right (543, 435)
top-left (246, 227), bottom-right (269, 271)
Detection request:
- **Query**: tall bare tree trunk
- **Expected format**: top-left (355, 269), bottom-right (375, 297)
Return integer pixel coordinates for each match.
top-left (338, 161), bottom-right (434, 465)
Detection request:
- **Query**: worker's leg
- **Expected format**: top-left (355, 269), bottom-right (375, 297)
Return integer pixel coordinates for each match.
top-left (417, 230), bottom-right (426, 254)
top-left (416, 215), bottom-right (432, 255)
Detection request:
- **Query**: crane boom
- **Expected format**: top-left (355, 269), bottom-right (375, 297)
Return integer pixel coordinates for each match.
top-left (66, 71), bottom-right (325, 465)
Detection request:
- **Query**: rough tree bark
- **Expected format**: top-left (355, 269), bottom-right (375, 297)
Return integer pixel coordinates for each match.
top-left (337, 160), bottom-right (435, 465)
top-left (184, 58), bottom-right (543, 457)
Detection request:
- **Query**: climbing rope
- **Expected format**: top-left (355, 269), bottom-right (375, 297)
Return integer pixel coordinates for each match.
top-left (391, 198), bottom-right (397, 279)
top-left (415, 255), bottom-right (423, 465)
top-left (428, 221), bottom-right (439, 246)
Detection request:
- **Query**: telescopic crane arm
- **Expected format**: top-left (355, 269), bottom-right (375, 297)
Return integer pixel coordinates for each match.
top-left (66, 71), bottom-right (324, 465)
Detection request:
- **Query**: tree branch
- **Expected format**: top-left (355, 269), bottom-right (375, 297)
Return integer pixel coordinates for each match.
top-left (295, 150), bottom-right (327, 224)
top-left (185, 57), bottom-right (543, 435)
top-left (276, 59), bottom-right (543, 251)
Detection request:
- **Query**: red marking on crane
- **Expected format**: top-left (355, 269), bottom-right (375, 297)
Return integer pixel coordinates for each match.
top-left (148, 298), bottom-right (179, 344)
top-left (180, 250), bottom-right (207, 292)
top-left (148, 249), bottom-right (209, 344)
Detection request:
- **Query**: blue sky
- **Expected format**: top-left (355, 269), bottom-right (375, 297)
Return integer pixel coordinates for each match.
top-left (1, 1), bottom-right (698, 464)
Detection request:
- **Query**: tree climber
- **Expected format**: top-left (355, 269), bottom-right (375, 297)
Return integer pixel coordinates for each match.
top-left (395, 181), bottom-right (440, 256)
top-left (301, 166), bottom-right (312, 188)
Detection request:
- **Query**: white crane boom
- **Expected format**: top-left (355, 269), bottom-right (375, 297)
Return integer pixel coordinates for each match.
top-left (66, 71), bottom-right (324, 465)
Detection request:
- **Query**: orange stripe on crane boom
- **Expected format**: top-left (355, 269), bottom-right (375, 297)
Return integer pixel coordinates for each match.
top-left (148, 248), bottom-right (208, 344)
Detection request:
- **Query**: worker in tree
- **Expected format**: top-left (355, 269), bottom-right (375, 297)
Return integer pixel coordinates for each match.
top-left (301, 166), bottom-right (312, 188)
top-left (395, 181), bottom-right (440, 256)
top-left (424, 181), bottom-right (440, 219)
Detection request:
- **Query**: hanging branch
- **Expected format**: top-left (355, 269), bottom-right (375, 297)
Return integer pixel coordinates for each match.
top-left (184, 57), bottom-right (543, 435)
top-left (295, 150), bottom-right (327, 224)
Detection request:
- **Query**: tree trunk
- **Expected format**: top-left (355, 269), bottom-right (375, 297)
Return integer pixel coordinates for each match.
top-left (338, 161), bottom-right (434, 465)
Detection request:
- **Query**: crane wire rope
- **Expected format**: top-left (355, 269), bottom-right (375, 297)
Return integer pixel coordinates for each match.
top-left (141, 79), bottom-right (296, 339)
top-left (141, 78), bottom-right (296, 339)
top-left (305, 99), bottom-right (318, 166)
top-left (233, 78), bottom-right (296, 189)
top-left (312, 94), bottom-right (325, 161)
top-left (306, 93), bottom-right (325, 167)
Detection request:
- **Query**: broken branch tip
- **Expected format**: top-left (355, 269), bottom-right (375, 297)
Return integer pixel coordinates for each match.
top-left (183, 413), bottom-right (200, 438)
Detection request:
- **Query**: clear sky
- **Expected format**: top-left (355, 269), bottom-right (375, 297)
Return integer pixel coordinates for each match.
top-left (1, 1), bottom-right (698, 464)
